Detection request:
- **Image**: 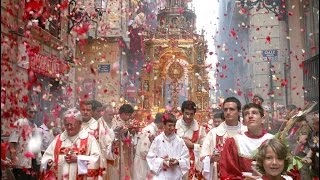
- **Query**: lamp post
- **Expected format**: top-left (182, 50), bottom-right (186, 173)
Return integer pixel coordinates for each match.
top-left (268, 61), bottom-right (274, 131)
top-left (67, 0), bottom-right (107, 33)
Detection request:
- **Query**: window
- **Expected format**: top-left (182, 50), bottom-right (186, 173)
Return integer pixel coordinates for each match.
top-left (303, 0), bottom-right (319, 59)
top-left (47, 0), bottom-right (61, 38)
top-left (25, 0), bottom-right (61, 38)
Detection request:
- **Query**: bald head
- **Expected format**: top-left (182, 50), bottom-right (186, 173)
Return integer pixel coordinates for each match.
top-left (103, 104), bottom-right (115, 122)
top-left (63, 108), bottom-right (82, 136)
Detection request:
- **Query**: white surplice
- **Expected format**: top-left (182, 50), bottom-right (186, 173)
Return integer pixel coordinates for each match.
top-left (40, 130), bottom-right (101, 180)
top-left (200, 121), bottom-right (247, 180)
top-left (175, 118), bottom-right (206, 178)
top-left (133, 122), bottom-right (161, 180)
top-left (147, 132), bottom-right (190, 180)
top-left (108, 114), bottom-right (135, 180)
top-left (82, 118), bottom-right (114, 179)
top-left (38, 123), bottom-right (55, 152)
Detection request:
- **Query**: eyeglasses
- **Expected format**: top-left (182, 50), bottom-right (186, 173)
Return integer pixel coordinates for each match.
top-left (29, 111), bottom-right (37, 114)
top-left (64, 123), bottom-right (79, 128)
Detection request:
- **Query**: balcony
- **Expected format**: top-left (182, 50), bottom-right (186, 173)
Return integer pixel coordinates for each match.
top-left (303, 54), bottom-right (319, 102)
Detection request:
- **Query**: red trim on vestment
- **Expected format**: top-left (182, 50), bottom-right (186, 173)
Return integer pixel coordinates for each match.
top-left (244, 129), bottom-right (267, 139)
top-left (188, 130), bottom-right (203, 180)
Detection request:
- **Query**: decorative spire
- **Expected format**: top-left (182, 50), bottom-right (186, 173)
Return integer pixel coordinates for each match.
top-left (165, 0), bottom-right (187, 8)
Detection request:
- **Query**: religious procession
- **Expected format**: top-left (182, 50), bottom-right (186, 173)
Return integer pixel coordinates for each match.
top-left (1, 0), bottom-right (319, 180)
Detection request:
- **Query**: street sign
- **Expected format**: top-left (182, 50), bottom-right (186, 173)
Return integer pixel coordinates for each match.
top-left (262, 50), bottom-right (278, 61)
top-left (98, 64), bottom-right (111, 73)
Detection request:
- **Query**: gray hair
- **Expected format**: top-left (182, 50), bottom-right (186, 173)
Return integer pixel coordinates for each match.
top-left (63, 107), bottom-right (82, 122)
top-left (104, 104), bottom-right (114, 111)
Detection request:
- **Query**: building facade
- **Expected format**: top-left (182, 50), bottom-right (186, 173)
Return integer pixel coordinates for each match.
top-left (216, 0), bottom-right (319, 109)
top-left (1, 0), bottom-right (75, 134)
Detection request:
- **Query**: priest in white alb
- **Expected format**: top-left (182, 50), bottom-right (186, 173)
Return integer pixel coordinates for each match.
top-left (40, 107), bottom-right (102, 180)
top-left (79, 100), bottom-right (115, 179)
top-left (133, 112), bottom-right (164, 180)
top-left (200, 97), bottom-right (247, 180)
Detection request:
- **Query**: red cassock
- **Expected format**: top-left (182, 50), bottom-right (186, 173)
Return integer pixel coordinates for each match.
top-left (220, 138), bottom-right (252, 179)
top-left (219, 132), bottom-right (274, 180)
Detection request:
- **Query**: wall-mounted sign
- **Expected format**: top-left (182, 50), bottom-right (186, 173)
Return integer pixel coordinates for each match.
top-left (98, 64), bottom-right (111, 73)
top-left (29, 53), bottom-right (69, 78)
top-left (262, 49), bottom-right (278, 61)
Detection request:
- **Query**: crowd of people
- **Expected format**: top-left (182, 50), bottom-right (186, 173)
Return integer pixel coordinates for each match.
top-left (1, 95), bottom-right (319, 180)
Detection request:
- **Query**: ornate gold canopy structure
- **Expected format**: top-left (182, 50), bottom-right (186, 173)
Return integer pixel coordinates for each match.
top-left (138, 0), bottom-right (210, 118)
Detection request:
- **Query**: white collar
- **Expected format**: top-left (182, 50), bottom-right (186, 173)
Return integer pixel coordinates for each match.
top-left (60, 130), bottom-right (89, 141)
top-left (82, 118), bottom-right (98, 130)
top-left (162, 133), bottom-right (176, 142)
top-left (215, 121), bottom-right (247, 136)
top-left (177, 119), bottom-right (199, 131)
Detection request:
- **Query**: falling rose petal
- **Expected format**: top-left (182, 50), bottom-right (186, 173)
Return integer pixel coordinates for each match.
top-left (298, 63), bottom-right (304, 68)
top-left (72, 22), bottom-right (90, 35)
top-left (66, 86), bottom-right (73, 95)
top-left (281, 79), bottom-right (288, 87)
top-left (177, 7), bottom-right (184, 14)
top-left (112, 62), bottom-right (120, 71)
top-left (22, 95), bottom-right (29, 103)
top-left (230, 29), bottom-right (237, 38)
top-left (265, 36), bottom-right (271, 44)
top-left (239, 8), bottom-right (247, 15)
top-left (247, 91), bottom-right (253, 97)
top-left (90, 64), bottom-right (96, 75)
top-left (59, 0), bottom-right (69, 10)
top-left (24, 151), bottom-right (35, 158)
top-left (222, 65), bottom-right (227, 69)
top-left (146, 63), bottom-right (152, 73)
top-left (165, 105), bottom-right (172, 112)
top-left (63, 173), bottom-right (69, 178)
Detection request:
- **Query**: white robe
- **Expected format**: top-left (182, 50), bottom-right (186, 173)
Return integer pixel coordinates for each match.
top-left (108, 114), bottom-right (135, 180)
top-left (38, 124), bottom-right (55, 152)
top-left (175, 119), bottom-right (206, 176)
top-left (133, 122), bottom-right (160, 180)
top-left (40, 130), bottom-right (101, 180)
top-left (147, 132), bottom-right (190, 180)
top-left (82, 118), bottom-right (114, 178)
top-left (200, 121), bottom-right (247, 180)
